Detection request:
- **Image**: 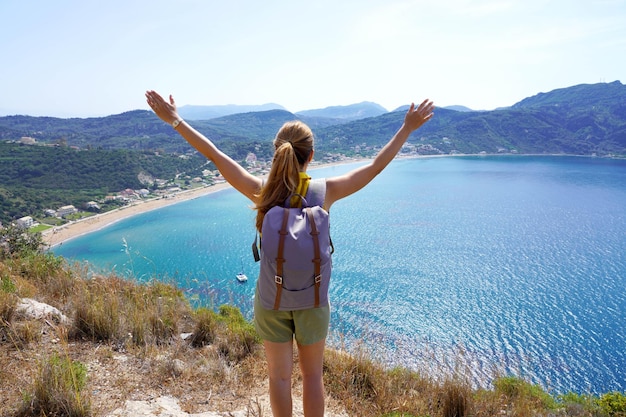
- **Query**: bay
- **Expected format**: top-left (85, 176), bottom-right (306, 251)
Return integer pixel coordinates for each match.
top-left (53, 155), bottom-right (626, 394)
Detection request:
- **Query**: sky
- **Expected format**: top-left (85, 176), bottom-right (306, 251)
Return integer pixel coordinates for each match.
top-left (0, 0), bottom-right (624, 118)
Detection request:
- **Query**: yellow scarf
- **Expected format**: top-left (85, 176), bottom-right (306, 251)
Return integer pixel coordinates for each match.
top-left (290, 172), bottom-right (311, 207)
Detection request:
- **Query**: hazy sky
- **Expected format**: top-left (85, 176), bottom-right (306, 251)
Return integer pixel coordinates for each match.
top-left (1, 0), bottom-right (624, 118)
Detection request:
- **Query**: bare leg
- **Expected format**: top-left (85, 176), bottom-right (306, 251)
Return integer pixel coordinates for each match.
top-left (297, 339), bottom-right (326, 417)
top-left (264, 340), bottom-right (294, 417)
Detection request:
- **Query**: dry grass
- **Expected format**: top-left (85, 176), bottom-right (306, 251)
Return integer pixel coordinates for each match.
top-left (1, 254), bottom-right (270, 416)
top-left (1, 251), bottom-right (624, 417)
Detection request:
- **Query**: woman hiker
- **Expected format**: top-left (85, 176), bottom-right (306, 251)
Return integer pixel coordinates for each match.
top-left (146, 90), bottom-right (434, 417)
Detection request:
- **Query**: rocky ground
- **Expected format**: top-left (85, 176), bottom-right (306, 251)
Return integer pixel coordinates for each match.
top-left (1, 298), bottom-right (348, 417)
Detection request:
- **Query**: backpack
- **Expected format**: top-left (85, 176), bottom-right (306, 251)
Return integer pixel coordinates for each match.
top-left (253, 179), bottom-right (333, 311)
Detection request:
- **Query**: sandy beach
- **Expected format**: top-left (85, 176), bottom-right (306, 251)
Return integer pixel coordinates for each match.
top-left (43, 182), bottom-right (233, 248)
top-left (42, 158), bottom-right (371, 248)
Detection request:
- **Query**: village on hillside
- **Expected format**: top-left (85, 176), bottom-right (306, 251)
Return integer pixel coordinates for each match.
top-left (0, 148), bottom-right (359, 235)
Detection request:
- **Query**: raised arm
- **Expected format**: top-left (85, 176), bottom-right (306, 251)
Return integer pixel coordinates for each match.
top-left (324, 99), bottom-right (434, 209)
top-left (145, 91), bottom-right (262, 202)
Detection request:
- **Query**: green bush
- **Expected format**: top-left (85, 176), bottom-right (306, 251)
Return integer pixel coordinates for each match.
top-left (557, 391), bottom-right (601, 416)
top-left (493, 376), bottom-right (556, 409)
top-left (597, 391), bottom-right (626, 416)
top-left (72, 287), bottom-right (122, 342)
top-left (216, 304), bottom-right (260, 362)
top-left (0, 291), bottom-right (19, 341)
top-left (19, 353), bottom-right (90, 417)
top-left (0, 224), bottom-right (44, 259)
top-left (190, 307), bottom-right (218, 347)
top-left (1, 274), bottom-right (16, 293)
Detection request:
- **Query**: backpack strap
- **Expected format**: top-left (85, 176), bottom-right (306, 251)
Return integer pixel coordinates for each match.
top-left (306, 178), bottom-right (334, 255)
top-left (273, 207), bottom-right (290, 310)
top-left (304, 178), bottom-right (326, 207)
top-left (305, 207), bottom-right (322, 308)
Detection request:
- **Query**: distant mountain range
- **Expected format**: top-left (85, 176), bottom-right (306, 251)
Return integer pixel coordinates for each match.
top-left (1, 81), bottom-right (624, 157)
top-left (179, 101), bottom-right (477, 121)
top-left (295, 102), bottom-right (388, 121)
top-left (178, 103), bottom-right (287, 120)
top-left (177, 101), bottom-right (390, 122)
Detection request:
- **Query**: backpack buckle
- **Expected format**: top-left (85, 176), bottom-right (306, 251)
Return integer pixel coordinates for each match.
top-left (274, 276), bottom-right (283, 285)
top-left (314, 275), bottom-right (322, 284)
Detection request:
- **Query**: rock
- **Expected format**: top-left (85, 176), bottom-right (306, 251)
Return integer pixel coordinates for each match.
top-left (171, 358), bottom-right (185, 377)
top-left (16, 298), bottom-right (70, 325)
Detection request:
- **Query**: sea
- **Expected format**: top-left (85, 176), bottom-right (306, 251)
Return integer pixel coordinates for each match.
top-left (52, 155), bottom-right (626, 394)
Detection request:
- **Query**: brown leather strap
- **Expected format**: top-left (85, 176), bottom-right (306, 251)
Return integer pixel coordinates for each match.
top-left (305, 207), bottom-right (322, 308)
top-left (273, 207), bottom-right (290, 310)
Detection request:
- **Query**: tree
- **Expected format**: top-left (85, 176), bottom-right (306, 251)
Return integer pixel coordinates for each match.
top-left (0, 224), bottom-right (44, 259)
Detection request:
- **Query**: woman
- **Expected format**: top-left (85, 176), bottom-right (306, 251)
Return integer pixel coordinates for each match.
top-left (145, 90), bottom-right (434, 417)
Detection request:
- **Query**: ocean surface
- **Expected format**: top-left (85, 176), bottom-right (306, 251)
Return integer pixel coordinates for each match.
top-left (53, 155), bottom-right (626, 394)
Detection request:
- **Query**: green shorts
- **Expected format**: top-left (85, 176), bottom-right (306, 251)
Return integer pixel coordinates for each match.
top-left (253, 292), bottom-right (330, 345)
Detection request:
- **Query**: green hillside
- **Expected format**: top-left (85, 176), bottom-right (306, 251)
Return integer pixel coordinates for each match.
top-left (0, 143), bottom-right (210, 225)
top-left (1, 81), bottom-right (624, 157)
top-left (0, 81), bottom-right (624, 225)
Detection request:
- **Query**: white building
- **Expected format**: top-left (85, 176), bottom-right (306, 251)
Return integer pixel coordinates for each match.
top-left (16, 216), bottom-right (35, 228)
top-left (57, 205), bottom-right (78, 218)
top-left (85, 201), bottom-right (101, 210)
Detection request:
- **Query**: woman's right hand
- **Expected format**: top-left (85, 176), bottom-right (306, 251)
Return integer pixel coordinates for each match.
top-left (145, 90), bottom-right (181, 126)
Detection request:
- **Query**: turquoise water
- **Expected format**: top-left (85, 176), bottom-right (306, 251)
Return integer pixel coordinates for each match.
top-left (53, 156), bottom-right (626, 394)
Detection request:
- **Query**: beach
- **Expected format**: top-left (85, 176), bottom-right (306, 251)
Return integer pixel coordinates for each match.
top-left (42, 182), bottom-right (233, 248)
top-left (42, 158), bottom-right (370, 248)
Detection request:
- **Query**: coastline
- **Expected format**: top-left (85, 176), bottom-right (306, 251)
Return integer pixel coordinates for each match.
top-left (41, 153), bottom-right (603, 249)
top-left (42, 158), bottom-right (370, 248)
top-left (43, 182), bottom-right (233, 248)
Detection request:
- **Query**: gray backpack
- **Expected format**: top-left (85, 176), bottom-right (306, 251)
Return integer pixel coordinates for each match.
top-left (253, 179), bottom-right (333, 311)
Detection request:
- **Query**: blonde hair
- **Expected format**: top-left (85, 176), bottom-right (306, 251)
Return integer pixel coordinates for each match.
top-left (255, 121), bottom-right (314, 231)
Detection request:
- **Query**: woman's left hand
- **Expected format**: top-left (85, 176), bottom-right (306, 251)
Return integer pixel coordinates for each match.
top-left (403, 99), bottom-right (435, 132)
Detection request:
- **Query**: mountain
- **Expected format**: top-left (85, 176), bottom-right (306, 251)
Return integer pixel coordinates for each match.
top-left (177, 101), bottom-right (389, 122)
top-left (513, 80), bottom-right (625, 109)
top-left (314, 81), bottom-right (626, 156)
top-left (178, 103), bottom-right (286, 120)
top-left (443, 105), bottom-right (475, 112)
top-left (0, 110), bottom-right (194, 154)
top-left (295, 102), bottom-right (388, 121)
top-left (0, 81), bottom-right (624, 157)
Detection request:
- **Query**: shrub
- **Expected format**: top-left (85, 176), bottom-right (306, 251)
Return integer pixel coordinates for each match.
top-left (493, 376), bottom-right (556, 410)
top-left (0, 290), bottom-right (18, 323)
top-left (190, 307), bottom-right (218, 347)
top-left (72, 285), bottom-right (122, 342)
top-left (557, 392), bottom-right (602, 416)
top-left (17, 253), bottom-right (75, 301)
top-left (0, 291), bottom-right (19, 345)
top-left (149, 296), bottom-right (180, 345)
top-left (216, 304), bottom-right (260, 362)
top-left (441, 378), bottom-right (470, 417)
top-left (0, 224), bottom-right (44, 259)
top-left (1, 273), bottom-right (17, 293)
top-left (323, 349), bottom-right (381, 414)
top-left (18, 353), bottom-right (90, 417)
top-left (597, 391), bottom-right (626, 417)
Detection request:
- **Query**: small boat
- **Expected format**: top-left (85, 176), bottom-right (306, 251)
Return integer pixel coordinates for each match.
top-left (236, 272), bottom-right (248, 282)
top-left (236, 259), bottom-right (248, 282)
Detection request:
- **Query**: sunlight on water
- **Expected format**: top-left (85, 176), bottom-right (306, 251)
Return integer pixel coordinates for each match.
top-left (54, 156), bottom-right (626, 394)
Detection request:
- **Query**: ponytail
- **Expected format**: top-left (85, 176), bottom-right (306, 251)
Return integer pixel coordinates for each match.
top-left (255, 121), bottom-right (314, 231)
